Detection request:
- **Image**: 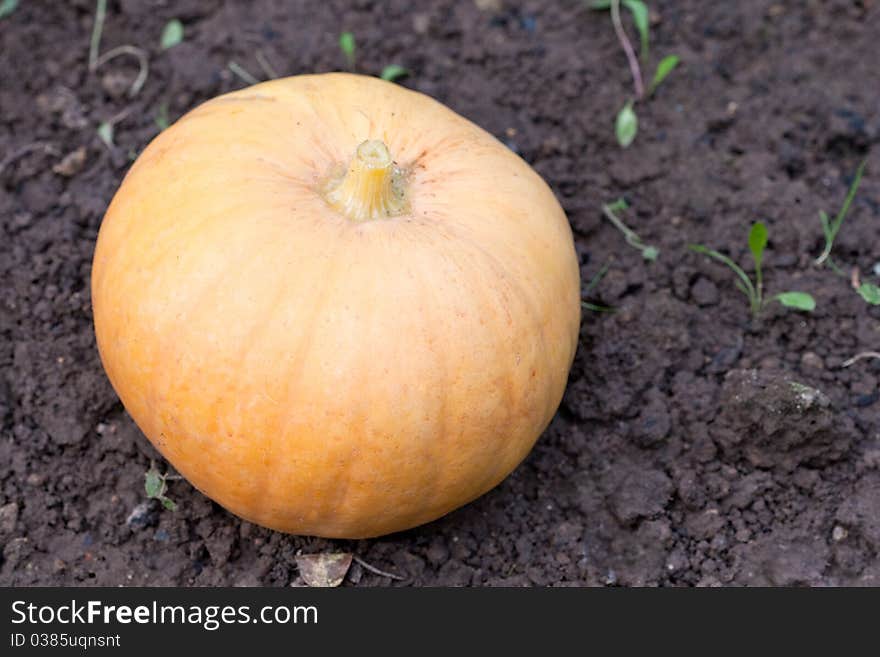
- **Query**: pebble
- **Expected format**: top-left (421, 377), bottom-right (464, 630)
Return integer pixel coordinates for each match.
top-left (800, 351), bottom-right (824, 370)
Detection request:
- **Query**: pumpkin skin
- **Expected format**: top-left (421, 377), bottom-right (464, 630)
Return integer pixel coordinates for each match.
top-left (92, 73), bottom-right (580, 538)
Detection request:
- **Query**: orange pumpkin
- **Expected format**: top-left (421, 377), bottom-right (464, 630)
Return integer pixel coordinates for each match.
top-left (92, 73), bottom-right (580, 538)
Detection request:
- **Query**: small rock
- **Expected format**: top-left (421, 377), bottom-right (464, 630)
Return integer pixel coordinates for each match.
top-left (0, 502), bottom-right (19, 534)
top-left (684, 508), bottom-right (726, 540)
top-left (832, 526), bottom-right (848, 542)
top-left (125, 501), bottom-right (156, 528)
top-left (52, 147), bottom-right (87, 177)
top-left (691, 277), bottom-right (719, 306)
top-left (101, 71), bottom-right (132, 99)
top-left (608, 467), bottom-right (673, 525)
top-left (26, 473), bottom-right (45, 487)
top-left (426, 537), bottom-right (449, 566)
top-left (412, 13), bottom-right (430, 34)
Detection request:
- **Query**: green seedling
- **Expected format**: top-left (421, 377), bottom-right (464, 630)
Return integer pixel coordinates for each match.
top-left (0, 0), bottom-right (18, 19)
top-left (160, 19), bottom-right (184, 50)
top-left (339, 32), bottom-right (356, 69)
top-left (582, 263), bottom-right (614, 312)
top-left (590, 1), bottom-right (680, 147)
top-left (815, 158), bottom-right (867, 267)
top-left (591, 0), bottom-right (648, 59)
top-left (144, 462), bottom-right (180, 511)
top-left (602, 199), bottom-right (658, 261)
top-left (380, 65), bottom-right (408, 82)
top-left (690, 222), bottom-right (816, 318)
top-left (812, 159), bottom-right (876, 306)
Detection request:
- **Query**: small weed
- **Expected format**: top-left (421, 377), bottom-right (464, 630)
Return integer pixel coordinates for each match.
top-left (815, 158), bottom-right (867, 267)
top-left (380, 65), bottom-right (408, 82)
top-left (160, 19), bottom-right (184, 50)
top-left (339, 32), bottom-right (356, 70)
top-left (602, 198), bottom-right (659, 261)
top-left (689, 222), bottom-right (816, 318)
top-left (812, 159), bottom-right (875, 306)
top-left (590, 1), bottom-right (680, 147)
top-left (582, 263), bottom-right (615, 313)
top-left (144, 462), bottom-right (180, 511)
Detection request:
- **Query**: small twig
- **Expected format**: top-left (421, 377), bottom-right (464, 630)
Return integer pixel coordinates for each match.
top-left (352, 555), bottom-right (406, 581)
top-left (841, 352), bottom-right (880, 368)
top-left (611, 0), bottom-right (644, 99)
top-left (227, 61), bottom-right (261, 86)
top-left (255, 50), bottom-right (279, 80)
top-left (0, 142), bottom-right (59, 177)
top-left (94, 45), bottom-right (150, 97)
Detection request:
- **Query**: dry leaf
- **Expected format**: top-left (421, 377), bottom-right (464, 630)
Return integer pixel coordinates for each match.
top-left (295, 552), bottom-right (352, 587)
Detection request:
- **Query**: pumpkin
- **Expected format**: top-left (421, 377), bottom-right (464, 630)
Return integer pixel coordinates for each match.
top-left (92, 73), bottom-right (580, 538)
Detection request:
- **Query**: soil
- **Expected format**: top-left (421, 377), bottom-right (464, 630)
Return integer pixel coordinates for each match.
top-left (2, 0), bottom-right (879, 587)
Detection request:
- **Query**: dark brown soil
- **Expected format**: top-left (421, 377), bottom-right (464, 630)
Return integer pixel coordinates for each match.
top-left (2, 0), bottom-right (879, 586)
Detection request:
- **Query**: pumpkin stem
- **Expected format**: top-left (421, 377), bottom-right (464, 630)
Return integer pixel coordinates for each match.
top-left (322, 140), bottom-right (408, 222)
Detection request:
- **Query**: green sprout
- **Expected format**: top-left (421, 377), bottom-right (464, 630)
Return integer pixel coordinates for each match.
top-left (602, 198), bottom-right (659, 261)
top-left (815, 158), bottom-right (867, 267)
top-left (339, 32), bottom-right (356, 69)
top-left (812, 159), bottom-right (875, 305)
top-left (690, 222), bottom-right (816, 318)
top-left (144, 462), bottom-right (179, 511)
top-left (590, 1), bottom-right (680, 147)
top-left (582, 264), bottom-right (614, 313)
top-left (380, 65), bottom-right (408, 82)
top-left (160, 19), bottom-right (184, 50)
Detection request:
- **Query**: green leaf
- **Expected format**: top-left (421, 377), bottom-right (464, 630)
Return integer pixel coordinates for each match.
top-left (380, 65), bottom-right (408, 82)
top-left (623, 0), bottom-right (649, 60)
top-left (97, 122), bottom-right (114, 148)
top-left (339, 32), bottom-right (356, 68)
top-left (615, 101), bottom-right (638, 148)
top-left (858, 282), bottom-right (880, 305)
top-left (144, 470), bottom-right (164, 499)
top-left (651, 54), bottom-right (679, 92)
top-left (161, 498), bottom-right (178, 512)
top-left (607, 198), bottom-right (629, 212)
top-left (0, 0), bottom-right (18, 19)
top-left (775, 292), bottom-right (816, 312)
top-left (642, 245), bottom-right (659, 261)
top-left (160, 19), bottom-right (184, 50)
top-left (748, 221), bottom-right (768, 270)
top-left (589, 0), bottom-right (613, 8)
